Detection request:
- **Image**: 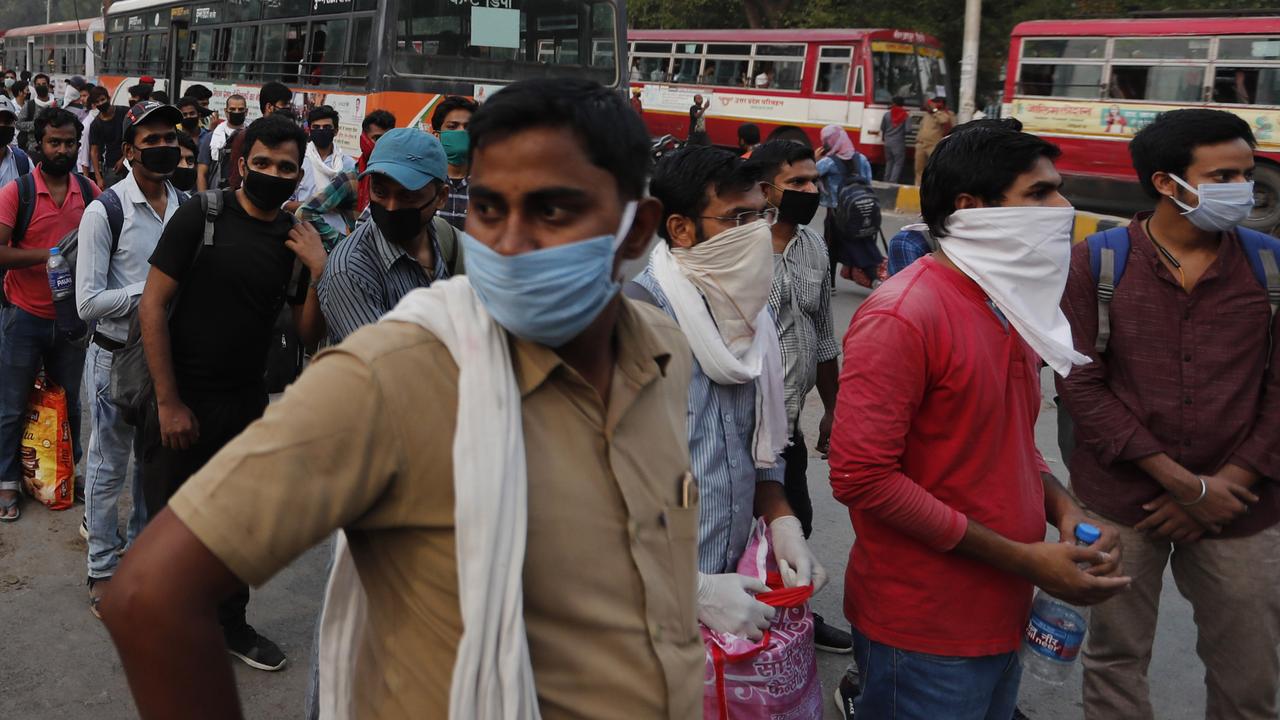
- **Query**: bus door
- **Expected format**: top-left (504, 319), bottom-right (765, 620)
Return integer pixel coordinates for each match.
top-left (807, 46), bottom-right (859, 126)
top-left (166, 15), bottom-right (190, 96)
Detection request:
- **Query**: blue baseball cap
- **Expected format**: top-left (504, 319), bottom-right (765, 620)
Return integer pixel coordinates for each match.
top-left (359, 127), bottom-right (446, 191)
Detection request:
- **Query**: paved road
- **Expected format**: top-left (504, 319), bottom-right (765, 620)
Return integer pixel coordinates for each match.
top-left (0, 212), bottom-right (1215, 719)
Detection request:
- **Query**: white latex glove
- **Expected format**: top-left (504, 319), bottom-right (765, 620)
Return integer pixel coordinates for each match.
top-left (770, 515), bottom-right (829, 594)
top-left (696, 572), bottom-right (776, 640)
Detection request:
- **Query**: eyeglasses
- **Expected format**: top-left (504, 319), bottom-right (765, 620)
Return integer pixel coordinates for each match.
top-left (697, 207), bottom-right (778, 227)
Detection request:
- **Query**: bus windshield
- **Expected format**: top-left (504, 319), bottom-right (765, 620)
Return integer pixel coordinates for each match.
top-left (873, 43), bottom-right (946, 105)
top-left (394, 0), bottom-right (619, 86)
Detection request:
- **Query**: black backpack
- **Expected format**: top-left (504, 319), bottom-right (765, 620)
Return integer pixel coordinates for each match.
top-left (206, 128), bottom-right (241, 190)
top-left (830, 177), bottom-right (882, 263)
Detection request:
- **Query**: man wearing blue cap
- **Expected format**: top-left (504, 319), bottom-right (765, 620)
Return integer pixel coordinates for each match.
top-left (316, 126), bottom-right (456, 344)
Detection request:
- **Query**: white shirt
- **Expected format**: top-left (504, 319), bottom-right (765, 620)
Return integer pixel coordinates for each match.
top-left (75, 172), bottom-right (182, 341)
top-left (77, 108), bottom-right (98, 175)
top-left (0, 146), bottom-right (23, 190)
top-left (208, 120), bottom-right (242, 158)
top-left (292, 142), bottom-right (354, 228)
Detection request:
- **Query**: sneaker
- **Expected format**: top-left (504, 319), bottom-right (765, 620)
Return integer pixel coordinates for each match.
top-left (833, 670), bottom-right (860, 719)
top-left (88, 576), bottom-right (110, 620)
top-left (79, 515), bottom-right (89, 541)
top-left (226, 627), bottom-right (287, 671)
top-left (813, 614), bottom-right (853, 654)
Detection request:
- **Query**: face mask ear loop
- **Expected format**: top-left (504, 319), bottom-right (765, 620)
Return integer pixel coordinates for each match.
top-left (611, 200), bottom-right (639, 253)
top-left (1168, 173), bottom-right (1200, 214)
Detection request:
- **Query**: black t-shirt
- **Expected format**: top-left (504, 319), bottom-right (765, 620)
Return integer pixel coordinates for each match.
top-left (89, 108), bottom-right (127, 169)
top-left (150, 190), bottom-right (300, 393)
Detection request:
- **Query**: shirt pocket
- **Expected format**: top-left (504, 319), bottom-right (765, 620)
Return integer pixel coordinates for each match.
top-left (793, 264), bottom-right (827, 315)
top-left (662, 494), bottom-right (700, 642)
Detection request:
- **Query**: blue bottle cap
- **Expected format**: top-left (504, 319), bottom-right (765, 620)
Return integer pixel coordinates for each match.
top-left (1075, 522), bottom-right (1102, 545)
top-left (49, 247), bottom-right (59, 255)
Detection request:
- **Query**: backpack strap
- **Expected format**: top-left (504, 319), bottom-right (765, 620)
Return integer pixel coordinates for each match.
top-left (12, 148), bottom-right (29, 176)
top-left (1086, 226), bottom-right (1131, 354)
top-left (12, 173), bottom-right (36, 243)
top-left (1235, 226), bottom-right (1280, 367)
top-left (97, 187), bottom-right (125, 256)
top-left (431, 215), bottom-right (464, 276)
top-left (199, 189), bottom-right (222, 247)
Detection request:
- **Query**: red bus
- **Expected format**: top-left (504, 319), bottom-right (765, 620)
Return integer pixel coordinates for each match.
top-left (1005, 16), bottom-right (1280, 229)
top-left (628, 28), bottom-right (948, 167)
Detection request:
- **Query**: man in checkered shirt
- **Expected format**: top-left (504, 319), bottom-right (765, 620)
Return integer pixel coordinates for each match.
top-left (744, 140), bottom-right (849, 654)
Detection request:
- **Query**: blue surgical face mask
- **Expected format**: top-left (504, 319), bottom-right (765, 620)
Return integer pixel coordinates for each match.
top-left (1169, 174), bottom-right (1255, 232)
top-left (462, 201), bottom-right (638, 347)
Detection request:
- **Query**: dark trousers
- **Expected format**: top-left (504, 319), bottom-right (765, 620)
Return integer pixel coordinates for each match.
top-left (782, 432), bottom-right (813, 539)
top-left (140, 384), bottom-right (267, 635)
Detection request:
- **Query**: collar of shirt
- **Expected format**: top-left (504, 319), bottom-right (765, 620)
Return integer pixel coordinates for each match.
top-left (508, 298), bottom-right (673, 398)
top-left (372, 218), bottom-right (441, 273)
top-left (1129, 210), bottom-right (1240, 289)
top-left (31, 166), bottom-right (85, 202)
top-left (119, 172), bottom-right (179, 220)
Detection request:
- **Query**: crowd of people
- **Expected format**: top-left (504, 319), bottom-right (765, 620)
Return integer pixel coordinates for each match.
top-left (0, 67), bottom-right (1275, 720)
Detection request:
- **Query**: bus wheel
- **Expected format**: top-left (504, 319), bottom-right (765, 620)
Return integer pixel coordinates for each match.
top-left (1248, 163), bottom-right (1280, 234)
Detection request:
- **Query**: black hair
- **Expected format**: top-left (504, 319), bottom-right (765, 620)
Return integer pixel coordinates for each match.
top-left (431, 95), bottom-right (478, 132)
top-left (891, 96), bottom-right (905, 106)
top-left (177, 131), bottom-right (198, 155)
top-left (241, 114), bottom-right (307, 165)
top-left (128, 84), bottom-right (152, 101)
top-left (176, 96), bottom-right (199, 111)
top-left (651, 145), bottom-right (756, 241)
top-left (362, 109), bottom-right (396, 133)
top-left (185, 84), bottom-right (213, 101)
top-left (87, 86), bottom-right (109, 105)
top-left (33, 73), bottom-right (49, 84)
top-left (34, 106), bottom-right (83, 144)
top-left (258, 81), bottom-right (292, 113)
top-left (737, 123), bottom-right (761, 146)
top-left (765, 124), bottom-right (811, 147)
top-left (469, 78), bottom-right (651, 199)
top-left (921, 118), bottom-right (1061, 239)
top-left (152, 91), bottom-right (171, 104)
top-left (308, 104), bottom-right (340, 126)
top-left (1129, 108), bottom-right (1256, 199)
top-left (19, 71), bottom-right (31, 81)
top-left (226, 93), bottom-right (247, 107)
top-left (741, 139), bottom-right (815, 185)
top-left (11, 80), bottom-right (27, 97)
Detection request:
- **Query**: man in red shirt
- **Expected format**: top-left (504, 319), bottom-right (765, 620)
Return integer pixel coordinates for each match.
top-left (1060, 109), bottom-right (1280, 720)
top-left (0, 106), bottom-right (99, 520)
top-left (828, 119), bottom-right (1129, 719)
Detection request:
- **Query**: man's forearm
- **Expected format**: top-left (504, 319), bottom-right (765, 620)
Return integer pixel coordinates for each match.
top-left (196, 164), bottom-right (208, 192)
top-left (953, 517), bottom-right (1033, 579)
top-left (754, 479), bottom-right (793, 524)
top-left (140, 297), bottom-right (182, 405)
top-left (91, 150), bottom-right (102, 179)
top-left (0, 245), bottom-right (50, 269)
top-left (816, 359), bottom-right (839, 413)
top-left (1135, 453), bottom-right (1202, 502)
top-left (1042, 472), bottom-right (1082, 529)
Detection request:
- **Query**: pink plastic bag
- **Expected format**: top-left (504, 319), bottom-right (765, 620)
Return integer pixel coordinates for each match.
top-left (702, 520), bottom-right (823, 720)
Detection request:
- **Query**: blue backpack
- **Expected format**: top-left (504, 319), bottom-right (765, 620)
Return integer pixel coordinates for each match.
top-left (1086, 225), bottom-right (1280, 356)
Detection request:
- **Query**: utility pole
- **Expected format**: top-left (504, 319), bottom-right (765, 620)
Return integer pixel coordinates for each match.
top-left (47, 0), bottom-right (53, 23)
top-left (958, 0), bottom-right (982, 122)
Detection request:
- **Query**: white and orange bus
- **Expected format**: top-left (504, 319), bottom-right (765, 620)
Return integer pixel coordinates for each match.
top-left (627, 28), bottom-right (948, 169)
top-left (98, 0), bottom-right (625, 159)
top-left (3, 18), bottom-right (105, 94)
top-left (1005, 16), bottom-right (1280, 229)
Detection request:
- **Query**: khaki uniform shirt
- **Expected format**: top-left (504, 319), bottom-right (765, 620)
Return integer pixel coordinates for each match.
top-left (169, 299), bottom-right (703, 719)
top-left (916, 109), bottom-right (956, 149)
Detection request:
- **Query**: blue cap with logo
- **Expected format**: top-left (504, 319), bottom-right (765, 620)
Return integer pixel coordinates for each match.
top-left (359, 127), bottom-right (447, 191)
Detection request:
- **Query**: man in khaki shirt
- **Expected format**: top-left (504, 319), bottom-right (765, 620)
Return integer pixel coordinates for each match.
top-left (914, 96), bottom-right (956, 184)
top-left (101, 79), bottom-right (703, 719)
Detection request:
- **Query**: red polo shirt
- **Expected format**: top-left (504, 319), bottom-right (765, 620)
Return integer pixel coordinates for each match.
top-left (828, 255), bottom-right (1049, 657)
top-left (0, 167), bottom-right (98, 319)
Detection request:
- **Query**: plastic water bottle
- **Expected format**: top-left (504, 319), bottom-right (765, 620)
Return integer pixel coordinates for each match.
top-left (1019, 522), bottom-right (1102, 685)
top-left (47, 248), bottom-right (85, 340)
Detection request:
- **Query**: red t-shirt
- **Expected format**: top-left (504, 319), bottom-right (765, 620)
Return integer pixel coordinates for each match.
top-left (0, 167), bottom-right (100, 319)
top-left (828, 255), bottom-right (1049, 657)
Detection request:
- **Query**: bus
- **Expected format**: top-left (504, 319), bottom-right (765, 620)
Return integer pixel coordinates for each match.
top-left (1005, 16), bottom-right (1280, 229)
top-left (3, 18), bottom-right (105, 94)
top-left (99, 0), bottom-right (625, 159)
top-left (627, 28), bottom-right (948, 168)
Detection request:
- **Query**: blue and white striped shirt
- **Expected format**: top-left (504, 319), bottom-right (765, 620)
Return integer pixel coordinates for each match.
top-left (633, 266), bottom-right (786, 575)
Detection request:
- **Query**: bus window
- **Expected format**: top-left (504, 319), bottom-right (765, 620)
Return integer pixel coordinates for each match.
top-left (1114, 37), bottom-right (1209, 61)
top-left (263, 0), bottom-right (309, 19)
top-left (1109, 65), bottom-right (1203, 102)
top-left (672, 58), bottom-right (700, 84)
top-left (228, 26), bottom-right (257, 78)
top-left (873, 45), bottom-right (921, 104)
top-left (706, 44), bottom-right (751, 87)
top-left (192, 29), bottom-right (216, 77)
top-left (226, 0), bottom-right (262, 22)
top-left (1213, 67), bottom-right (1280, 106)
top-left (753, 44), bottom-right (803, 90)
top-left (1018, 63), bottom-right (1101, 98)
top-left (1219, 37), bottom-right (1280, 62)
top-left (1022, 38), bottom-right (1105, 60)
top-left (631, 56), bottom-right (668, 82)
top-left (815, 46), bottom-right (853, 95)
top-left (305, 19), bottom-right (347, 85)
top-left (917, 47), bottom-right (948, 101)
top-left (344, 16), bottom-right (372, 87)
top-left (394, 0), bottom-right (618, 85)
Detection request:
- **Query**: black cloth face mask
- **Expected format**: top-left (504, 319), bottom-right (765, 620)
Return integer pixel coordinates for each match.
top-left (140, 145), bottom-right (180, 175)
top-left (370, 199), bottom-right (435, 246)
top-left (242, 169), bottom-right (299, 211)
top-left (775, 189), bottom-right (820, 226)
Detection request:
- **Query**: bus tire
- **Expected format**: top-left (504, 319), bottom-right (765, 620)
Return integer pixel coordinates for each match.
top-left (1247, 162), bottom-right (1280, 234)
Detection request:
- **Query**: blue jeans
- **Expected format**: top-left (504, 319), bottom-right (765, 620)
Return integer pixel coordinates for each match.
top-left (0, 305), bottom-right (84, 491)
top-left (83, 341), bottom-right (147, 579)
top-left (851, 627), bottom-right (1023, 720)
